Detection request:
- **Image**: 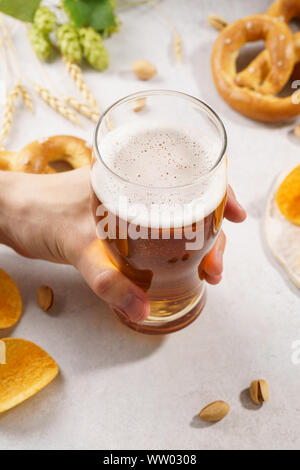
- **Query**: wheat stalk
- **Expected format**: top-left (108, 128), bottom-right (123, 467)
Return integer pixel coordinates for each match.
top-left (63, 58), bottom-right (99, 112)
top-left (19, 84), bottom-right (34, 112)
top-left (173, 32), bottom-right (182, 62)
top-left (33, 83), bottom-right (82, 126)
top-left (0, 83), bottom-right (20, 149)
top-left (150, 0), bottom-right (183, 62)
top-left (63, 96), bottom-right (100, 122)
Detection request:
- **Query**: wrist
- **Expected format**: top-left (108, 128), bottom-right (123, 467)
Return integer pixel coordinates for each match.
top-left (0, 171), bottom-right (21, 246)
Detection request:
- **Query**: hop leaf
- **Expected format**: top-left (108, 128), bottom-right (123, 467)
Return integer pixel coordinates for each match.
top-left (34, 6), bottom-right (56, 34)
top-left (56, 22), bottom-right (82, 63)
top-left (79, 27), bottom-right (109, 71)
top-left (0, 0), bottom-right (41, 22)
top-left (63, 0), bottom-right (115, 32)
top-left (102, 15), bottom-right (121, 38)
top-left (28, 24), bottom-right (52, 61)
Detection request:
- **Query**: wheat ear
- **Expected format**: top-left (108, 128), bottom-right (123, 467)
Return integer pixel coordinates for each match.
top-left (150, 0), bottom-right (183, 62)
top-left (0, 83), bottom-right (20, 149)
top-left (33, 83), bottom-right (82, 126)
top-left (63, 96), bottom-right (100, 122)
top-left (63, 59), bottom-right (99, 112)
top-left (19, 84), bottom-right (34, 112)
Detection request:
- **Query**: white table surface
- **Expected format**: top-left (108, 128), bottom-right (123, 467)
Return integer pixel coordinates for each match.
top-left (0, 0), bottom-right (300, 451)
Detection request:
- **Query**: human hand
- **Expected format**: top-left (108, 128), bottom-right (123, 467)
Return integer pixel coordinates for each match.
top-left (0, 168), bottom-right (246, 323)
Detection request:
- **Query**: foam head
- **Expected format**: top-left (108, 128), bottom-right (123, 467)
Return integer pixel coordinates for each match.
top-left (92, 121), bottom-right (227, 228)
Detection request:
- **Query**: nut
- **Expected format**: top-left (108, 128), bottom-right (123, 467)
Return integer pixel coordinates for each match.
top-left (132, 60), bottom-right (157, 81)
top-left (199, 401), bottom-right (230, 422)
top-left (37, 286), bottom-right (54, 312)
top-left (132, 97), bottom-right (146, 112)
top-left (208, 14), bottom-right (228, 31)
top-left (250, 379), bottom-right (270, 405)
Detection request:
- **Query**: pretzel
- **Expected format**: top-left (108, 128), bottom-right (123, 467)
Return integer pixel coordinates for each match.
top-left (236, 0), bottom-right (300, 92)
top-left (267, 0), bottom-right (300, 22)
top-left (211, 14), bottom-right (300, 121)
top-left (0, 135), bottom-right (91, 174)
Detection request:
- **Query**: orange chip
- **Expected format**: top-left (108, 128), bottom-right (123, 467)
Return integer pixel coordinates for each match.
top-left (0, 338), bottom-right (59, 413)
top-left (276, 165), bottom-right (300, 226)
top-left (0, 269), bottom-right (22, 329)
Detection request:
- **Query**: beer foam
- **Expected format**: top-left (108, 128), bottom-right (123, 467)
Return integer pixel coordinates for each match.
top-left (92, 122), bottom-right (227, 228)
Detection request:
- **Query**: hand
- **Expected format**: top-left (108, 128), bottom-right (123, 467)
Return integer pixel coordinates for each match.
top-left (0, 168), bottom-right (246, 324)
top-left (200, 185), bottom-right (246, 285)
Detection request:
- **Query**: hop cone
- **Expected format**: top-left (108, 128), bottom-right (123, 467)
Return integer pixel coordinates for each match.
top-left (28, 25), bottom-right (52, 61)
top-left (33, 6), bottom-right (56, 34)
top-left (79, 27), bottom-right (109, 71)
top-left (56, 22), bottom-right (82, 63)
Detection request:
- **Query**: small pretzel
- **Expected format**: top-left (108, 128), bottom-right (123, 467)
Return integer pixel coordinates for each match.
top-left (0, 135), bottom-right (91, 174)
top-left (236, 0), bottom-right (300, 92)
top-left (211, 14), bottom-right (300, 121)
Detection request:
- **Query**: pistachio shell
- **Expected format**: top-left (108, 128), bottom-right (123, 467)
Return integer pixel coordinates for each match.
top-left (199, 400), bottom-right (230, 422)
top-left (250, 379), bottom-right (270, 405)
top-left (37, 286), bottom-right (54, 312)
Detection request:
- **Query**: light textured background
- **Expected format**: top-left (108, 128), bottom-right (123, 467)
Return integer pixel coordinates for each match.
top-left (0, 0), bottom-right (300, 450)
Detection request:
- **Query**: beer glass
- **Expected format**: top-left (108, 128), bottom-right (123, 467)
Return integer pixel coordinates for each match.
top-left (91, 90), bottom-right (227, 334)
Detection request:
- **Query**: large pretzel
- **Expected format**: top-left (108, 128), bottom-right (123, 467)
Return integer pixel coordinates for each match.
top-left (268, 0), bottom-right (300, 22)
top-left (236, 0), bottom-right (300, 92)
top-left (0, 135), bottom-right (91, 174)
top-left (211, 14), bottom-right (300, 121)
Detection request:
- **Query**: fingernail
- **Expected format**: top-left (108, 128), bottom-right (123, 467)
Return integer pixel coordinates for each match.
top-left (121, 294), bottom-right (147, 323)
top-left (236, 200), bottom-right (246, 212)
top-left (233, 193), bottom-right (246, 214)
top-left (215, 250), bottom-right (224, 270)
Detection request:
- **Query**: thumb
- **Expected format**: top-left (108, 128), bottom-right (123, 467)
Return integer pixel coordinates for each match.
top-left (76, 240), bottom-right (150, 323)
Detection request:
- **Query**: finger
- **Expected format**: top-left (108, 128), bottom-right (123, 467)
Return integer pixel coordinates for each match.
top-left (205, 273), bottom-right (222, 285)
top-left (224, 185), bottom-right (247, 223)
top-left (76, 240), bottom-right (150, 323)
top-left (201, 230), bottom-right (226, 277)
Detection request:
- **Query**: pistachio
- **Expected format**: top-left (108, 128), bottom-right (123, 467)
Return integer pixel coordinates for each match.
top-left (199, 400), bottom-right (230, 422)
top-left (37, 285), bottom-right (54, 312)
top-left (250, 379), bottom-right (270, 405)
top-left (132, 60), bottom-right (157, 81)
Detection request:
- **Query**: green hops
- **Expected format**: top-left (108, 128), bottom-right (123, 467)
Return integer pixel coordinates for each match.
top-left (28, 6), bottom-right (56, 61)
top-left (56, 22), bottom-right (82, 63)
top-left (79, 27), bottom-right (109, 71)
top-left (33, 6), bottom-right (56, 34)
top-left (28, 25), bottom-right (52, 61)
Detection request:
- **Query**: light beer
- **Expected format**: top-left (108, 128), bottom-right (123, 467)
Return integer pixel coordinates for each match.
top-left (91, 91), bottom-right (227, 334)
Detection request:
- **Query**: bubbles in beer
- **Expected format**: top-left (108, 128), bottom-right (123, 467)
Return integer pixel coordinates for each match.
top-left (99, 122), bottom-right (220, 188)
top-left (92, 121), bottom-right (227, 228)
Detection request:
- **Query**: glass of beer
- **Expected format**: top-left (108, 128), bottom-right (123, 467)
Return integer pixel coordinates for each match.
top-left (91, 90), bottom-right (227, 334)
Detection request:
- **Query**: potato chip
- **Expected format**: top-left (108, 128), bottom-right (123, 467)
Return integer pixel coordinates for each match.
top-left (276, 165), bottom-right (300, 226)
top-left (0, 338), bottom-right (59, 413)
top-left (265, 168), bottom-right (300, 289)
top-left (0, 269), bottom-right (22, 329)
